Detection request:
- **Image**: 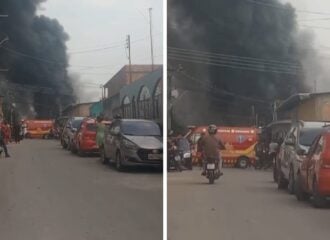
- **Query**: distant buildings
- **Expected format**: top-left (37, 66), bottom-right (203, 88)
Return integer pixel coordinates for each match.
top-left (62, 102), bottom-right (94, 117)
top-left (103, 64), bottom-right (163, 124)
top-left (61, 64), bottom-right (163, 124)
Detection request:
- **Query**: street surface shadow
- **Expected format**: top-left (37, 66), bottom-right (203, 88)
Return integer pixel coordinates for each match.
top-left (107, 164), bottom-right (162, 174)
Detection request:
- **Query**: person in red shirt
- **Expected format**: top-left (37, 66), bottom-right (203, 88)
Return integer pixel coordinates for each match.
top-left (0, 121), bottom-right (10, 157)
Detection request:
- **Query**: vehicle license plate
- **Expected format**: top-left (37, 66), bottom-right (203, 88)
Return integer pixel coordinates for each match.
top-left (148, 154), bottom-right (162, 160)
top-left (207, 163), bottom-right (215, 170)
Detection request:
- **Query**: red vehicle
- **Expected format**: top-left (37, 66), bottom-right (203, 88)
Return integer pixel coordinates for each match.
top-left (295, 130), bottom-right (330, 208)
top-left (72, 118), bottom-right (110, 156)
top-left (186, 126), bottom-right (258, 168)
top-left (25, 120), bottom-right (54, 139)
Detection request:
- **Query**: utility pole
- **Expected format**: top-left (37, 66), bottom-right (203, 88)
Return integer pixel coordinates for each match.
top-left (313, 79), bottom-right (317, 93)
top-left (149, 8), bottom-right (154, 71)
top-left (126, 35), bottom-right (132, 84)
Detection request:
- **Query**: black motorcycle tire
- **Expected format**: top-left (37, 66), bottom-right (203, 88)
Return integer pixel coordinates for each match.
top-left (208, 171), bottom-right (215, 184)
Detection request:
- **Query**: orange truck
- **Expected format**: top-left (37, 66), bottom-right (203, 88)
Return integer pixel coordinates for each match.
top-left (185, 126), bottom-right (258, 168)
top-left (24, 120), bottom-right (54, 139)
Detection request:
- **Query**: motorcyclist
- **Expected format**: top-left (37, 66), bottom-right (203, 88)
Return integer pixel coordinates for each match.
top-left (201, 124), bottom-right (225, 176)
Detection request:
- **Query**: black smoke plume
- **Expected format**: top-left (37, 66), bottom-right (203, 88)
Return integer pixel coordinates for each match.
top-left (0, 0), bottom-right (75, 120)
top-left (168, 0), bottom-right (313, 128)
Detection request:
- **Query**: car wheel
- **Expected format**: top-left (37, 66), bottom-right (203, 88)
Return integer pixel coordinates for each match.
top-left (273, 162), bottom-right (278, 182)
top-left (288, 166), bottom-right (295, 194)
top-left (100, 146), bottom-right (109, 165)
top-left (237, 157), bottom-right (249, 169)
top-left (312, 178), bottom-right (327, 208)
top-left (295, 174), bottom-right (309, 201)
top-left (187, 158), bottom-right (193, 170)
top-left (116, 152), bottom-right (124, 171)
top-left (277, 170), bottom-right (288, 189)
top-left (77, 144), bottom-right (85, 157)
top-left (62, 141), bottom-right (68, 149)
top-left (67, 139), bottom-right (72, 151)
top-left (71, 143), bottom-right (77, 154)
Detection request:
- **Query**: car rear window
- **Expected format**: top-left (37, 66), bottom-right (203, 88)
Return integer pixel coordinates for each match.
top-left (87, 124), bottom-right (96, 132)
top-left (72, 120), bottom-right (83, 129)
top-left (299, 128), bottom-right (324, 146)
top-left (121, 121), bottom-right (161, 136)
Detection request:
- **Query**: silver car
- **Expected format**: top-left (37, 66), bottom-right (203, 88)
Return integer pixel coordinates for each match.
top-left (277, 121), bottom-right (327, 193)
top-left (101, 119), bottom-right (163, 171)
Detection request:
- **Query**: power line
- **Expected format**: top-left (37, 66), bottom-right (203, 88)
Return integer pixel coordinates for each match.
top-left (168, 47), bottom-right (302, 75)
top-left (298, 17), bottom-right (330, 22)
top-left (301, 24), bottom-right (330, 31)
top-left (245, 0), bottom-right (330, 16)
top-left (168, 47), bottom-right (301, 69)
top-left (178, 70), bottom-right (270, 104)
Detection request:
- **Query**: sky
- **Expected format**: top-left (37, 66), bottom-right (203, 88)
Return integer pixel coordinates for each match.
top-left (282, 0), bottom-right (330, 49)
top-left (38, 0), bottom-right (163, 102)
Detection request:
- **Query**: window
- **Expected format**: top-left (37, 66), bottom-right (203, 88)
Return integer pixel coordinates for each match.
top-left (138, 86), bottom-right (151, 119)
top-left (315, 136), bottom-right (324, 155)
top-left (122, 96), bottom-right (131, 118)
top-left (153, 79), bottom-right (162, 119)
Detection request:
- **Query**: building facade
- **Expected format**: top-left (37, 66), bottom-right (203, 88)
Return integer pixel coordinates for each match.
top-left (119, 67), bottom-right (163, 124)
top-left (103, 64), bottom-right (162, 119)
top-left (62, 102), bottom-right (94, 117)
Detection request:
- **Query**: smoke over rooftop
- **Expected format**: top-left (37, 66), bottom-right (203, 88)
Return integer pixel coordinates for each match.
top-left (0, 0), bottom-right (75, 119)
top-left (168, 0), bottom-right (315, 128)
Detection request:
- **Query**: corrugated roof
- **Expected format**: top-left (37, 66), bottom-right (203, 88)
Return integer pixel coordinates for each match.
top-left (277, 92), bottom-right (330, 112)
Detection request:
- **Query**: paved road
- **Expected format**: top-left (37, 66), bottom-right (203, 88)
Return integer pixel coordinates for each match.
top-left (0, 140), bottom-right (162, 240)
top-left (168, 168), bottom-right (330, 240)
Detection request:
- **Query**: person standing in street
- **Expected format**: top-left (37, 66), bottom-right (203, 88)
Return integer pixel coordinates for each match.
top-left (96, 114), bottom-right (106, 148)
top-left (0, 122), bottom-right (10, 157)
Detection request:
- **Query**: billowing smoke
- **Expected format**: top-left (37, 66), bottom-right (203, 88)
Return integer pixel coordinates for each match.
top-left (0, 0), bottom-right (75, 120)
top-left (168, 0), bottom-right (314, 128)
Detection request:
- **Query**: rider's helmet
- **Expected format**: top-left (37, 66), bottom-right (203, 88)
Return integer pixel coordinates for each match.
top-left (208, 124), bottom-right (217, 135)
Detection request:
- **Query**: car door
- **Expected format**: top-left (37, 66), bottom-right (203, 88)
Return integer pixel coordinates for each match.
top-left (76, 122), bottom-right (85, 147)
top-left (104, 123), bottom-right (112, 157)
top-left (301, 137), bottom-right (319, 190)
top-left (108, 121), bottom-right (120, 159)
top-left (307, 136), bottom-right (324, 191)
top-left (282, 127), bottom-right (296, 177)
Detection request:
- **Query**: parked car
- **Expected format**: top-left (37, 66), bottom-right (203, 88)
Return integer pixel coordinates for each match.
top-left (277, 121), bottom-right (327, 194)
top-left (100, 119), bottom-right (163, 170)
top-left (71, 118), bottom-right (111, 156)
top-left (295, 129), bottom-right (330, 207)
top-left (61, 117), bottom-right (84, 150)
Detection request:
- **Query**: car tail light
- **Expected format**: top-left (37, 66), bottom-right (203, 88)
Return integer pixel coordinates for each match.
top-left (321, 150), bottom-right (330, 169)
top-left (83, 132), bottom-right (95, 140)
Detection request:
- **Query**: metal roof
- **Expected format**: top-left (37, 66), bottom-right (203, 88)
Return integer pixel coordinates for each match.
top-left (277, 92), bottom-right (330, 112)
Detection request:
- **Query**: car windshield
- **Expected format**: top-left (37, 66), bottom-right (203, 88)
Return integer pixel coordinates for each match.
top-left (87, 124), bottom-right (96, 132)
top-left (121, 121), bottom-right (161, 136)
top-left (299, 128), bottom-right (324, 146)
top-left (72, 120), bottom-right (83, 129)
top-left (177, 138), bottom-right (190, 151)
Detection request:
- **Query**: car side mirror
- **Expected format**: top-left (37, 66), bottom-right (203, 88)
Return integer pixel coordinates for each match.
top-left (285, 138), bottom-right (294, 146)
top-left (297, 149), bottom-right (307, 155)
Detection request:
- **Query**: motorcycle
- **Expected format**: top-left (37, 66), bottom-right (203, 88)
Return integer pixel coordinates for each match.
top-left (168, 146), bottom-right (182, 172)
top-left (205, 158), bottom-right (221, 184)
